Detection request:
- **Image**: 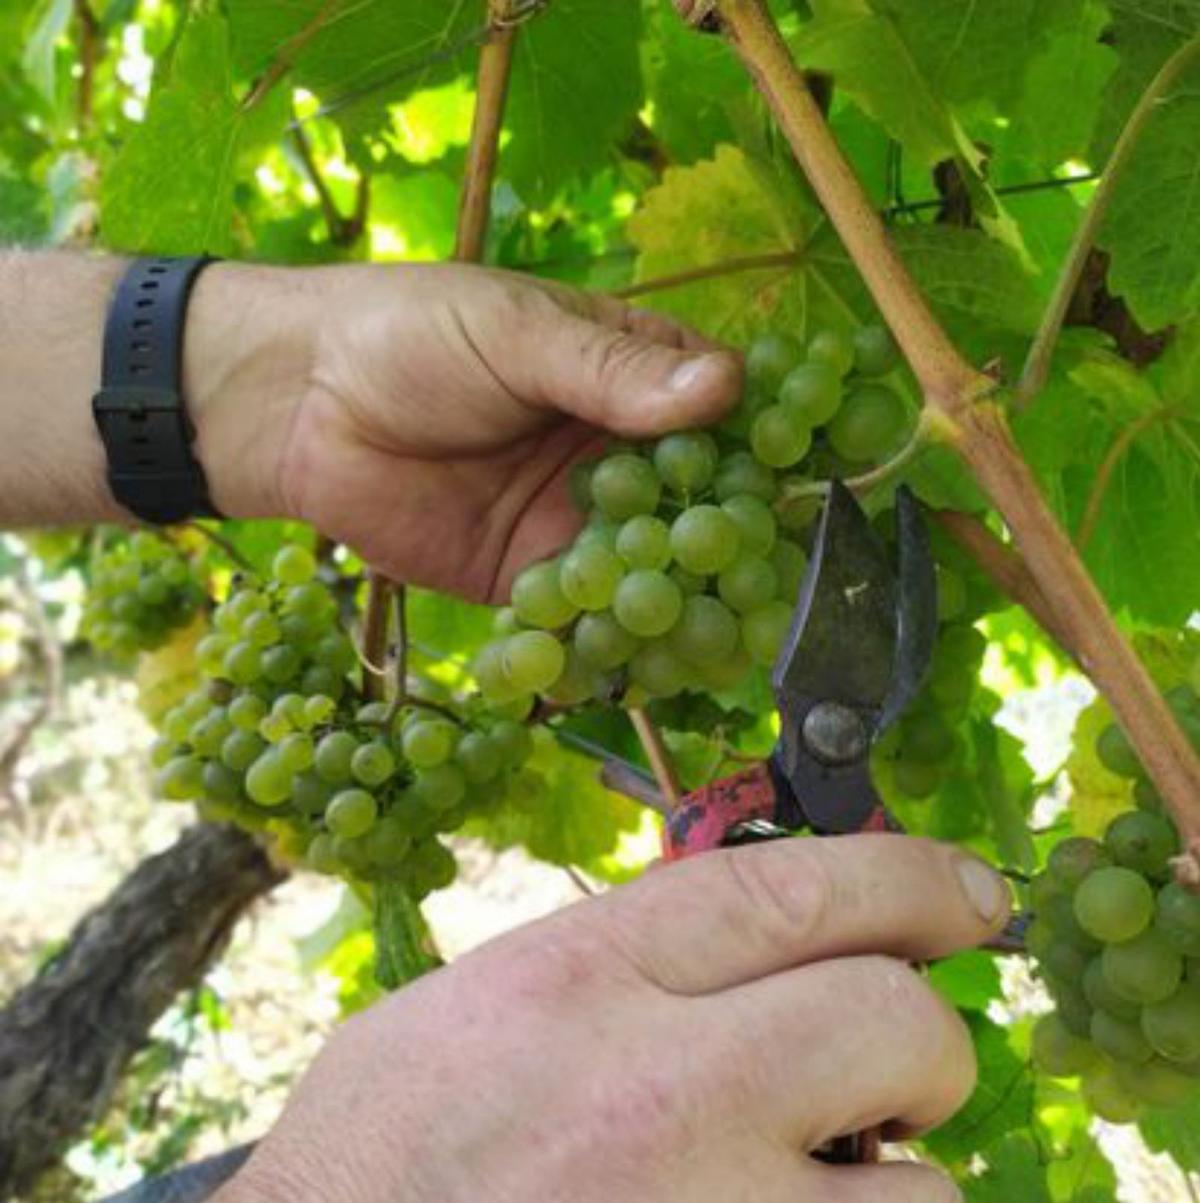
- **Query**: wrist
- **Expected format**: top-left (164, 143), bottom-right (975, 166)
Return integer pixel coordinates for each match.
top-left (183, 262), bottom-right (321, 521)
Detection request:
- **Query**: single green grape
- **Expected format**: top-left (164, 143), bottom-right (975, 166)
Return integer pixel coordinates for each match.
top-left (403, 720), bottom-right (459, 769)
top-left (262, 644), bottom-right (301, 684)
top-left (352, 741), bottom-right (395, 787)
top-left (326, 788), bottom-right (379, 838)
top-left (314, 632), bottom-right (357, 675)
top-left (1103, 927), bottom-right (1184, 1005)
top-left (717, 556), bottom-right (779, 615)
top-left (412, 763), bottom-right (468, 811)
top-left (826, 384), bottom-right (910, 463)
top-left (542, 646), bottom-right (605, 706)
top-left (667, 595), bottom-right (740, 663)
top-left (489, 719), bottom-right (533, 768)
top-left (1083, 956), bottom-right (1141, 1022)
top-left (1091, 1010), bottom-right (1155, 1065)
top-left (616, 515), bottom-right (672, 571)
top-left (720, 495), bottom-right (776, 558)
top-left (653, 432), bottom-right (719, 496)
top-left (628, 642), bottom-right (690, 698)
top-left (314, 729), bottom-right (359, 785)
top-left (191, 710), bottom-right (232, 758)
top-left (613, 570), bottom-right (684, 639)
top-left (242, 610), bottom-right (281, 648)
top-left (713, 451), bottom-right (777, 503)
top-left (590, 453), bottom-right (662, 521)
top-left (456, 731), bottom-right (503, 784)
top-left (750, 405), bottom-right (812, 469)
top-left (670, 506), bottom-right (741, 576)
top-left (223, 642), bottom-right (264, 685)
top-left (1031, 1013), bottom-right (1099, 1078)
top-left (742, 600), bottom-right (793, 666)
top-left (1043, 939), bottom-right (1090, 983)
top-left (1075, 866), bottom-right (1155, 943)
top-left (245, 751), bottom-right (293, 807)
top-left (559, 543), bottom-right (624, 612)
top-left (852, 325), bottom-right (900, 377)
top-left (201, 760), bottom-right (245, 805)
top-left (502, 630), bottom-right (567, 694)
top-left (574, 610), bottom-right (640, 671)
top-left (1105, 811), bottom-right (1179, 880)
top-left (779, 362), bottom-right (842, 427)
top-left (745, 331), bottom-right (803, 393)
top-left (1157, 882), bottom-right (1200, 956)
top-left (511, 561), bottom-right (579, 630)
top-left (366, 817), bottom-right (414, 867)
top-left (1081, 1063), bottom-right (1144, 1124)
top-left (1048, 837), bottom-right (1112, 888)
top-left (292, 771), bottom-right (333, 817)
top-left (272, 544), bottom-right (317, 585)
top-left (1142, 984), bottom-right (1200, 1064)
top-left (156, 755), bottom-right (205, 802)
top-left (1096, 723), bottom-right (1141, 779)
top-left (806, 329), bottom-right (855, 377)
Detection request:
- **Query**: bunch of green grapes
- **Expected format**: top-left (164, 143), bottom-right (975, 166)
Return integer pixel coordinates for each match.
top-left (1028, 804), bottom-right (1200, 1123)
top-left (81, 532), bottom-right (207, 657)
top-left (151, 545), bottom-right (533, 900)
top-left (473, 325), bottom-right (912, 707)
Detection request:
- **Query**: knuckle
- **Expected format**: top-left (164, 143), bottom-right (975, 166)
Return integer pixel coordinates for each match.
top-left (474, 920), bottom-right (608, 1008)
top-left (861, 956), bottom-right (976, 1114)
top-left (717, 842), bottom-right (837, 951)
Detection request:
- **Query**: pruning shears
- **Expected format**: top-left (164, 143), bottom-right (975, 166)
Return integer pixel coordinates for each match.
top-left (661, 480), bottom-right (939, 1164)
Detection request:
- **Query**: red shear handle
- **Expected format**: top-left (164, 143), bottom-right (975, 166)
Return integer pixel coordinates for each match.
top-left (663, 764), bottom-right (893, 860)
top-left (662, 764), bottom-right (777, 861)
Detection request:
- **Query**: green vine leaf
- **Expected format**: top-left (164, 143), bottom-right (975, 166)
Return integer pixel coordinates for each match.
top-left (1099, 61), bottom-right (1200, 330)
top-left (923, 1014), bottom-right (1034, 1164)
top-left (101, 10), bottom-right (288, 255)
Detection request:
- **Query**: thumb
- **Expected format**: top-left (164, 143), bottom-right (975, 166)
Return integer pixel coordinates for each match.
top-left (531, 307), bottom-right (743, 437)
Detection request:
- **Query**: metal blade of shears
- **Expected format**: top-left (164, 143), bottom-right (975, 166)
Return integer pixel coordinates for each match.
top-left (769, 482), bottom-right (937, 835)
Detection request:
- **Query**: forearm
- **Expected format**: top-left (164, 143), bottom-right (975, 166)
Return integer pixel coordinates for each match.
top-left (0, 250), bottom-right (313, 529)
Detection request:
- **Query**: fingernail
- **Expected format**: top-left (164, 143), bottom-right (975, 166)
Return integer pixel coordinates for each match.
top-left (956, 856), bottom-right (1010, 924)
top-left (667, 354), bottom-right (720, 393)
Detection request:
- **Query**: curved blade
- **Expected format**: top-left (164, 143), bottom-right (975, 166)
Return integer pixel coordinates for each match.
top-left (772, 480), bottom-right (897, 715)
top-left (880, 486), bottom-right (938, 731)
top-left (770, 482), bottom-right (937, 835)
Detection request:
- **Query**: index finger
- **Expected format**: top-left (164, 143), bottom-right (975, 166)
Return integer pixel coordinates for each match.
top-left (600, 834), bottom-right (1011, 995)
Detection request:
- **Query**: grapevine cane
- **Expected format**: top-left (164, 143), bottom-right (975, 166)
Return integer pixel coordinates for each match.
top-left (683, 0), bottom-right (1200, 875)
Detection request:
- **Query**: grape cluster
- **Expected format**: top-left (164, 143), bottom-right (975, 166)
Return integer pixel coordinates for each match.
top-left (81, 533), bottom-right (207, 657)
top-left (151, 546), bottom-right (533, 900)
top-left (473, 326), bottom-right (910, 707)
top-left (1029, 808), bottom-right (1200, 1122)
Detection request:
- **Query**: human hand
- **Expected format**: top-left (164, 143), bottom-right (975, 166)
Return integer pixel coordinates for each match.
top-left (215, 835), bottom-right (1009, 1203)
top-left (187, 262), bottom-right (741, 600)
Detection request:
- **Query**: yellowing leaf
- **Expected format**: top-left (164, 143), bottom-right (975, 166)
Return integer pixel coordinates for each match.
top-left (136, 613), bottom-right (206, 724)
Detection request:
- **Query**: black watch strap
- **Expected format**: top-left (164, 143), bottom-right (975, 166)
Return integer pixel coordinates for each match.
top-left (92, 256), bottom-right (223, 524)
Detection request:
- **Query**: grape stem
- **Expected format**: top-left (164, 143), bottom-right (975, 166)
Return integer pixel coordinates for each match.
top-left (778, 410), bottom-right (935, 505)
top-left (179, 521), bottom-right (253, 572)
top-left (703, 0), bottom-right (1200, 874)
top-left (1017, 36), bottom-right (1200, 406)
top-left (359, 576), bottom-right (392, 703)
top-left (629, 707), bottom-right (684, 811)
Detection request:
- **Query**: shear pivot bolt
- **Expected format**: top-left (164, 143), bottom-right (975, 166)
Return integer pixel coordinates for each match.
top-left (802, 702), bottom-right (868, 766)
